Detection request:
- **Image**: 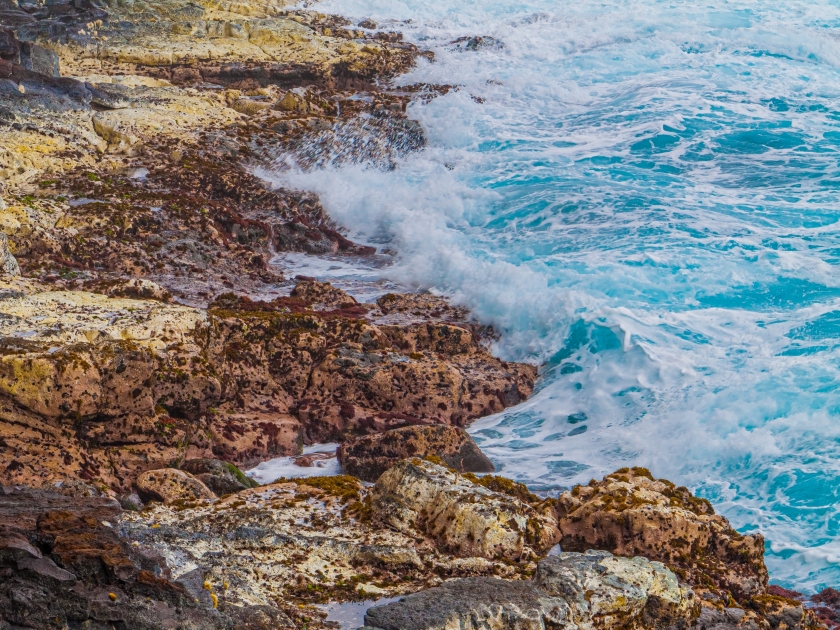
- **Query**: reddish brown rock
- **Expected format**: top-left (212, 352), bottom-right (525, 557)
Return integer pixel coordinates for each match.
top-left (135, 468), bottom-right (216, 505)
top-left (555, 467), bottom-right (766, 603)
top-left (338, 425), bottom-right (494, 482)
top-left (0, 279), bottom-right (535, 493)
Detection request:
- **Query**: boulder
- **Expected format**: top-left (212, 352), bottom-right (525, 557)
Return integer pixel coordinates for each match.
top-left (338, 424), bottom-right (494, 482)
top-left (555, 467), bottom-right (767, 602)
top-left (135, 468), bottom-right (216, 505)
top-left (365, 549), bottom-right (697, 630)
top-left (289, 278), bottom-right (359, 310)
top-left (0, 233), bottom-right (19, 276)
top-left (19, 42), bottom-right (59, 77)
top-left (371, 458), bottom-right (559, 561)
top-left (179, 458), bottom-right (259, 496)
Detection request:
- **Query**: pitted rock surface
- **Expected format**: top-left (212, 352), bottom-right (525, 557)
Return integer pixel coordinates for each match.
top-left (365, 550), bottom-right (697, 630)
top-left (338, 424), bottom-right (494, 482)
top-left (372, 458), bottom-right (559, 561)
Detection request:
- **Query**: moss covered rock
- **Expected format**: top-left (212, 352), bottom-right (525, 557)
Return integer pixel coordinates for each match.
top-left (555, 467), bottom-right (766, 603)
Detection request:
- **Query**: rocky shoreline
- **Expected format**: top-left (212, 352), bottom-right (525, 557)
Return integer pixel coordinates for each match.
top-left (0, 0), bottom-right (837, 627)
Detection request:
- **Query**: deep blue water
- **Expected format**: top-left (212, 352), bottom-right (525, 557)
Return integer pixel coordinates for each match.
top-left (273, 0), bottom-right (840, 591)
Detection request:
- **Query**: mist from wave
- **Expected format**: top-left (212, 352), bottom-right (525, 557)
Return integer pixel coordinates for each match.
top-left (262, 0), bottom-right (840, 591)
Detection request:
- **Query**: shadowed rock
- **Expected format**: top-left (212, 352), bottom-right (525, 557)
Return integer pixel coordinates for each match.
top-left (135, 468), bottom-right (216, 505)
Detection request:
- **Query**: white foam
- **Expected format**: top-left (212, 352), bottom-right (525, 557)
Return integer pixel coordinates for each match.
top-left (266, 0), bottom-right (840, 591)
top-left (247, 444), bottom-right (342, 483)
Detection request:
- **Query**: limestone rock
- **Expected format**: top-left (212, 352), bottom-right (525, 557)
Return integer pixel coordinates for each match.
top-left (0, 233), bottom-right (19, 276)
top-left (338, 424), bottom-right (494, 482)
top-left (372, 458), bottom-right (559, 561)
top-left (365, 550), bottom-right (697, 630)
top-left (555, 467), bottom-right (767, 602)
top-left (179, 457), bottom-right (259, 496)
top-left (120, 476), bottom-right (527, 612)
top-left (135, 468), bottom-right (216, 505)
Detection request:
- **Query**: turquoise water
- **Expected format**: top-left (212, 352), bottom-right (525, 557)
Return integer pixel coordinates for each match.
top-left (274, 0), bottom-right (840, 591)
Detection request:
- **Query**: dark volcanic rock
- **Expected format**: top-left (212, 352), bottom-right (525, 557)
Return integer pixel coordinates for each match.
top-left (338, 424), bottom-right (494, 482)
top-left (19, 41), bottom-right (59, 76)
top-left (0, 27), bottom-right (19, 62)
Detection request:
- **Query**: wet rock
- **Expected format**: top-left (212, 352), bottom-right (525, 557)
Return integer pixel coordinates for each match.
top-left (365, 549), bottom-right (697, 630)
top-left (450, 36), bottom-right (505, 52)
top-left (555, 467), bottom-right (767, 602)
top-left (135, 468), bottom-right (216, 505)
top-left (371, 458), bottom-right (559, 561)
top-left (0, 233), bottom-right (20, 276)
top-left (273, 219), bottom-right (377, 256)
top-left (179, 458), bottom-right (259, 496)
top-left (338, 425), bottom-right (494, 482)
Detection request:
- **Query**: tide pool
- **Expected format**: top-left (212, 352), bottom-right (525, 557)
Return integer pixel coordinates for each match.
top-left (267, 0), bottom-right (840, 591)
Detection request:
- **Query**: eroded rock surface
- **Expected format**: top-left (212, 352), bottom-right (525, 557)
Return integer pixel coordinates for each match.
top-left (0, 484), bottom-right (284, 630)
top-left (555, 468), bottom-right (819, 630)
top-left (365, 550), bottom-right (697, 630)
top-left (372, 458), bottom-right (559, 561)
top-left (119, 466), bottom-right (550, 610)
top-left (135, 468), bottom-right (216, 505)
top-left (338, 424), bottom-right (495, 482)
top-left (0, 278), bottom-right (534, 490)
top-left (555, 467), bottom-right (766, 602)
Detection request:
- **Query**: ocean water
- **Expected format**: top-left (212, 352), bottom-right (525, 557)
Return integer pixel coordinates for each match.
top-left (265, 0), bottom-right (840, 592)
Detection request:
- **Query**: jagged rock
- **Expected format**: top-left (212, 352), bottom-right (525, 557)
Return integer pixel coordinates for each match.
top-left (135, 468), bottom-right (216, 505)
top-left (0, 233), bottom-right (19, 276)
top-left (365, 550), bottom-right (697, 630)
top-left (179, 458), bottom-right (259, 496)
top-left (120, 473), bottom-right (542, 613)
top-left (555, 467), bottom-right (767, 602)
top-left (338, 425), bottom-right (494, 482)
top-left (0, 484), bottom-right (285, 629)
top-left (290, 278), bottom-right (360, 311)
top-left (19, 42), bottom-right (59, 76)
top-left (0, 277), bottom-right (534, 491)
top-left (0, 27), bottom-right (19, 62)
top-left (371, 458), bottom-right (559, 561)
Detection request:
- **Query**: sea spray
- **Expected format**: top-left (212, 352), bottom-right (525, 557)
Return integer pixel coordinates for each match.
top-left (265, 0), bottom-right (840, 591)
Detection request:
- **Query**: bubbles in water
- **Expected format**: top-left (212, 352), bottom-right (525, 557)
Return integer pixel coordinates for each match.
top-left (265, 0), bottom-right (840, 592)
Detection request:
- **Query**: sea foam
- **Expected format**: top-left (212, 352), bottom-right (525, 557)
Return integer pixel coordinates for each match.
top-left (263, 0), bottom-right (840, 591)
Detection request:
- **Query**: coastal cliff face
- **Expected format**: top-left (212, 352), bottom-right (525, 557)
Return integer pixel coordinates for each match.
top-left (0, 0), bottom-right (833, 628)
